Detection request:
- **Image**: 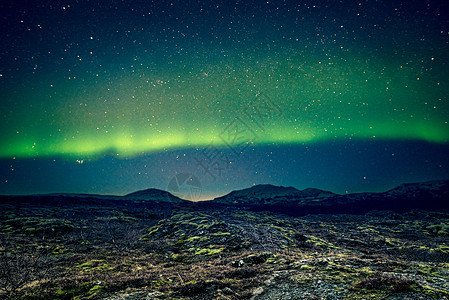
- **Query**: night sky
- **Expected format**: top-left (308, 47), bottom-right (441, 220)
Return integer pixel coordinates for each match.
top-left (1, 0), bottom-right (448, 200)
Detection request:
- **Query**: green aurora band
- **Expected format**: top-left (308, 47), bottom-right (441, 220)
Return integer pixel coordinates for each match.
top-left (1, 48), bottom-right (448, 159)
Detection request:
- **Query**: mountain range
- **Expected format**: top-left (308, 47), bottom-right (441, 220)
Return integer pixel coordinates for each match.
top-left (1, 180), bottom-right (448, 216)
top-left (208, 180), bottom-right (449, 215)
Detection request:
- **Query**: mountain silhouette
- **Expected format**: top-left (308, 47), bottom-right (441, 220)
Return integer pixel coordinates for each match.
top-left (207, 180), bottom-right (449, 216)
top-left (211, 184), bottom-right (336, 206)
top-left (123, 188), bottom-right (187, 203)
top-left (1, 180), bottom-right (448, 216)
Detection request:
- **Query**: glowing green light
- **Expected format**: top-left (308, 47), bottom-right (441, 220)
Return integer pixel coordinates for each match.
top-left (1, 49), bottom-right (448, 159)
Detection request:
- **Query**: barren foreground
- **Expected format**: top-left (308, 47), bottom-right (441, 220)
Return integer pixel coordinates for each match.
top-left (1, 201), bottom-right (449, 299)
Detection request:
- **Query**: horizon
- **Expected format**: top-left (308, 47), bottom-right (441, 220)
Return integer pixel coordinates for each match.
top-left (2, 178), bottom-right (448, 202)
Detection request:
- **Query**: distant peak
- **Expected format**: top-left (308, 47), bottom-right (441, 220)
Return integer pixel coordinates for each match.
top-left (125, 188), bottom-right (170, 197)
top-left (230, 184), bottom-right (300, 195)
top-left (301, 187), bottom-right (337, 197)
top-left (386, 179), bottom-right (449, 193)
top-left (248, 184), bottom-right (297, 191)
top-left (123, 188), bottom-right (188, 203)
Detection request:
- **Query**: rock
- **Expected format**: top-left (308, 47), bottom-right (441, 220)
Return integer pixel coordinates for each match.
top-left (103, 290), bottom-right (164, 300)
top-left (252, 287), bottom-right (264, 296)
top-left (146, 291), bottom-right (164, 299)
top-left (222, 287), bottom-right (235, 295)
top-left (231, 259), bottom-right (245, 267)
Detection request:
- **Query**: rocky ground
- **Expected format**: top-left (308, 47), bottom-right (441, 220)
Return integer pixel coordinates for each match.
top-left (1, 201), bottom-right (449, 299)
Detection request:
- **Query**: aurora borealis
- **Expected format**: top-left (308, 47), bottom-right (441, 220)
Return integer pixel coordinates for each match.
top-left (1, 0), bottom-right (448, 198)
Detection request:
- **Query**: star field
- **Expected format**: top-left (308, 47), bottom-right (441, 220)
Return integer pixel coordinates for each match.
top-left (0, 0), bottom-right (448, 197)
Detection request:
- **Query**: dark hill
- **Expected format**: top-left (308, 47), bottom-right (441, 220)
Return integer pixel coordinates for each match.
top-left (123, 188), bottom-right (188, 203)
top-left (0, 188), bottom-right (188, 207)
top-left (207, 180), bottom-right (449, 216)
top-left (211, 184), bottom-right (337, 207)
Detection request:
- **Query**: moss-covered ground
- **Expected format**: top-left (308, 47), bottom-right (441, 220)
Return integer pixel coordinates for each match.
top-left (1, 201), bottom-right (449, 299)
